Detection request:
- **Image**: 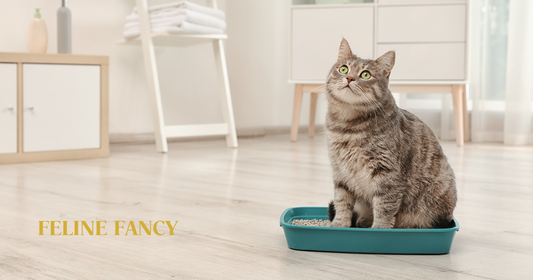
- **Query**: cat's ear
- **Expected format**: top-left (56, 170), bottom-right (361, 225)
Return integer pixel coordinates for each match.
top-left (338, 38), bottom-right (354, 63)
top-left (375, 51), bottom-right (395, 77)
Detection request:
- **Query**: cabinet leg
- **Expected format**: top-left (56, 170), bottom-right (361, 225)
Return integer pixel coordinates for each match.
top-left (309, 92), bottom-right (318, 138)
top-left (290, 84), bottom-right (304, 142)
top-left (451, 85), bottom-right (465, 146)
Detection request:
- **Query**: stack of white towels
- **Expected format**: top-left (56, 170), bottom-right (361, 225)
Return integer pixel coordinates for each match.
top-left (123, 1), bottom-right (226, 39)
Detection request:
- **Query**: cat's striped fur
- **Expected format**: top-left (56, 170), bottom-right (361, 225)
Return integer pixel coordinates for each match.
top-left (326, 38), bottom-right (457, 228)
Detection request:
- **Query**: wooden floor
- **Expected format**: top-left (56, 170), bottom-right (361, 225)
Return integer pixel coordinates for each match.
top-left (1, 133), bottom-right (532, 280)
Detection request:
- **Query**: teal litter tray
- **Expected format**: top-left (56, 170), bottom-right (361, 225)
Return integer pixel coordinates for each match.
top-left (280, 207), bottom-right (459, 254)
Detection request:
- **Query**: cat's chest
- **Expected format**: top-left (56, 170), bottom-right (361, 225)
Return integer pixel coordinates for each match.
top-left (327, 135), bottom-right (381, 198)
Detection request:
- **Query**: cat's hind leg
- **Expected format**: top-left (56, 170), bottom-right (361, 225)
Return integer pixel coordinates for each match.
top-left (354, 200), bottom-right (373, 228)
top-left (328, 200), bottom-right (358, 227)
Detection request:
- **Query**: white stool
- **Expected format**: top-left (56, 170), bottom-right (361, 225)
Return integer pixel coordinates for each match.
top-left (290, 83), bottom-right (470, 146)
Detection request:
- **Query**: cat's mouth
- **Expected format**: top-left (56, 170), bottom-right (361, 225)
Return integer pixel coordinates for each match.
top-left (343, 85), bottom-right (354, 92)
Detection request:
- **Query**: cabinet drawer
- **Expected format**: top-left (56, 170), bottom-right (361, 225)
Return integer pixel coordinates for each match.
top-left (23, 64), bottom-right (101, 153)
top-left (291, 6), bottom-right (374, 81)
top-left (0, 63), bottom-right (17, 154)
top-left (378, 4), bottom-right (466, 43)
top-left (377, 43), bottom-right (466, 81)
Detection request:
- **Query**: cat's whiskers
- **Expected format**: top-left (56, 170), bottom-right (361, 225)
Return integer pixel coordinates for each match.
top-left (337, 81), bottom-right (380, 127)
top-left (338, 81), bottom-right (354, 93)
top-left (352, 83), bottom-right (383, 115)
top-left (354, 83), bottom-right (391, 127)
top-left (334, 81), bottom-right (377, 114)
top-left (309, 85), bottom-right (326, 93)
top-left (353, 84), bottom-right (379, 127)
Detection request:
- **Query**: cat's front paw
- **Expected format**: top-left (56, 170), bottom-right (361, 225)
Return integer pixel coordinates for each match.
top-left (331, 219), bottom-right (351, 228)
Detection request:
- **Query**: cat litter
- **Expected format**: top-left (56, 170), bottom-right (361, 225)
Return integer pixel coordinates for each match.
top-left (291, 219), bottom-right (331, 227)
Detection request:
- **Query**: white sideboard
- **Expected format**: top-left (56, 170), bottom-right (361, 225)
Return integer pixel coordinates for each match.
top-left (0, 53), bottom-right (109, 164)
top-left (289, 0), bottom-right (468, 83)
top-left (0, 63), bottom-right (18, 154)
top-left (289, 0), bottom-right (470, 145)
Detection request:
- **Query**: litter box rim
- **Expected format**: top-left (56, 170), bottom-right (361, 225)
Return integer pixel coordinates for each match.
top-left (280, 207), bottom-right (459, 232)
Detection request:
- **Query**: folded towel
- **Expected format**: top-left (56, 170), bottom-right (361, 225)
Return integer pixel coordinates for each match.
top-left (125, 9), bottom-right (226, 31)
top-left (123, 21), bottom-right (224, 39)
top-left (133, 1), bottom-right (225, 20)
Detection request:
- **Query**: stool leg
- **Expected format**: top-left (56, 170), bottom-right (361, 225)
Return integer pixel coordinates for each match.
top-left (309, 92), bottom-right (319, 138)
top-left (451, 85), bottom-right (465, 146)
top-left (290, 84), bottom-right (304, 142)
top-left (462, 84), bottom-right (470, 142)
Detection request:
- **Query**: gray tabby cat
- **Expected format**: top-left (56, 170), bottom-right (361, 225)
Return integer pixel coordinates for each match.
top-left (326, 38), bottom-right (457, 229)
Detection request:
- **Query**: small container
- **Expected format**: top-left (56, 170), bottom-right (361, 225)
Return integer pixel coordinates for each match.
top-left (280, 207), bottom-right (459, 254)
top-left (28, 9), bottom-right (48, 54)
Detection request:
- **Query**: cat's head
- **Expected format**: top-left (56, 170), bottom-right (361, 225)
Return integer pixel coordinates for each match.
top-left (326, 38), bottom-right (395, 106)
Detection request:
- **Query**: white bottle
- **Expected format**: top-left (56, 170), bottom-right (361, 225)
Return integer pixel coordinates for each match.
top-left (57, 0), bottom-right (71, 54)
top-left (28, 9), bottom-right (48, 54)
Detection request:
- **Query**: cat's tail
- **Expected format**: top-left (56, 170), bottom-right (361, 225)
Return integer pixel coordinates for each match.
top-left (328, 200), bottom-right (336, 222)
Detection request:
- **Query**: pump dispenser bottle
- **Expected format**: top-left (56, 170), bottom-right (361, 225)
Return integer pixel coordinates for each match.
top-left (57, 0), bottom-right (71, 53)
top-left (28, 9), bottom-right (48, 54)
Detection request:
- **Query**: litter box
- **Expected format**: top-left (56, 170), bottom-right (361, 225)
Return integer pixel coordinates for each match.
top-left (280, 207), bottom-right (459, 254)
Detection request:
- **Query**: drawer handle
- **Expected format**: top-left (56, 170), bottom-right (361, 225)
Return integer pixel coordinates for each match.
top-left (8, 107), bottom-right (14, 111)
top-left (28, 106), bottom-right (34, 110)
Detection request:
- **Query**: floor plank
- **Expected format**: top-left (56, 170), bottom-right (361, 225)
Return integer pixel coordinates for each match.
top-left (1, 133), bottom-right (532, 279)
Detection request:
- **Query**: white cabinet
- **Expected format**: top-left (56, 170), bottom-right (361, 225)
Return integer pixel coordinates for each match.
top-left (0, 53), bottom-right (109, 164)
top-left (377, 4), bottom-right (467, 43)
top-left (377, 43), bottom-right (466, 80)
top-left (291, 6), bottom-right (374, 82)
top-left (376, 3), bottom-right (467, 81)
top-left (289, 1), bottom-right (469, 83)
top-left (23, 64), bottom-right (101, 152)
top-left (0, 63), bottom-right (17, 154)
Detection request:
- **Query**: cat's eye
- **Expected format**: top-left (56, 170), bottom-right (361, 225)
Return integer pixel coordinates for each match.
top-left (360, 71), bottom-right (371, 80)
top-left (339, 66), bottom-right (349, 74)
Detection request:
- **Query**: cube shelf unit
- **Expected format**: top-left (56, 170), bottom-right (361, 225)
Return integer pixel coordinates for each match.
top-left (289, 0), bottom-right (470, 146)
top-left (0, 53), bottom-right (109, 164)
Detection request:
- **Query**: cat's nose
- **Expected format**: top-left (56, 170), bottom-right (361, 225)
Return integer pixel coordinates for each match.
top-left (346, 76), bottom-right (355, 83)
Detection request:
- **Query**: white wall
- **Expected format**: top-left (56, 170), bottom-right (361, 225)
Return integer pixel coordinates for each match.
top-left (0, 0), bottom-right (326, 137)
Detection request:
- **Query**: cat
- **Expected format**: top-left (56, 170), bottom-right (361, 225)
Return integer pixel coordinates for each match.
top-left (325, 38), bottom-right (457, 229)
